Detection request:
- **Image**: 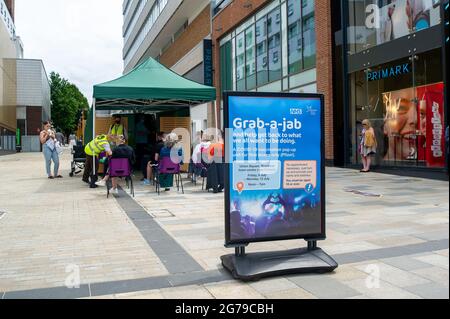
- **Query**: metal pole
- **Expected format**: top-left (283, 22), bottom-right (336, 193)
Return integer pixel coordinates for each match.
top-left (92, 99), bottom-right (96, 176)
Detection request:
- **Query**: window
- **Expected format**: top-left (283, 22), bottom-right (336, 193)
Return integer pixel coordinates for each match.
top-left (246, 26), bottom-right (257, 90)
top-left (256, 17), bottom-right (269, 86)
top-left (302, 11), bottom-right (316, 69)
top-left (236, 32), bottom-right (246, 91)
top-left (268, 8), bottom-right (282, 82)
top-left (287, 0), bottom-right (302, 74)
top-left (218, 0), bottom-right (316, 92)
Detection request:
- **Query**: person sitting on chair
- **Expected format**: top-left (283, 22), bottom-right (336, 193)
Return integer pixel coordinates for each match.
top-left (95, 135), bottom-right (135, 194)
top-left (158, 133), bottom-right (184, 192)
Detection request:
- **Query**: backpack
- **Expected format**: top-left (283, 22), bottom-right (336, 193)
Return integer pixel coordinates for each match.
top-left (365, 131), bottom-right (376, 148)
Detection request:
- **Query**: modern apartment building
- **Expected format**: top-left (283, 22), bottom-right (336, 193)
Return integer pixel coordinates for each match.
top-left (122, 0), bottom-right (215, 136)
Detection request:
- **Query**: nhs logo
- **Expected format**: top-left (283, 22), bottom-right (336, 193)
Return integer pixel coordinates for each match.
top-left (367, 63), bottom-right (411, 81)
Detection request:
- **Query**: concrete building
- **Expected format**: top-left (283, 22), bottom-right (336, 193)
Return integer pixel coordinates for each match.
top-left (122, 0), bottom-right (215, 137)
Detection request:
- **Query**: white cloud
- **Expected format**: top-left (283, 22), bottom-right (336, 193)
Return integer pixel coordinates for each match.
top-left (15, 0), bottom-right (124, 105)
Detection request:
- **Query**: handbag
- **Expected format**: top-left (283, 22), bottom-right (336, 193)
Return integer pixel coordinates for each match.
top-left (55, 141), bottom-right (63, 155)
top-left (365, 131), bottom-right (376, 148)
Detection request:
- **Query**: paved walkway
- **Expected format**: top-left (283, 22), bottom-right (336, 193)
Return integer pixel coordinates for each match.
top-left (0, 151), bottom-right (448, 299)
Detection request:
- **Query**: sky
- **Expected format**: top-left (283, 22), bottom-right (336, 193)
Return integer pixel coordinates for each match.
top-left (15, 0), bottom-right (124, 105)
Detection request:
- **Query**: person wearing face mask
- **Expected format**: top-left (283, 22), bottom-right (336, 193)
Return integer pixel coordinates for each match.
top-left (108, 115), bottom-right (128, 147)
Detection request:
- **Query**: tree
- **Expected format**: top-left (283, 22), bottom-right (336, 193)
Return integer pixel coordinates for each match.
top-left (49, 72), bottom-right (89, 136)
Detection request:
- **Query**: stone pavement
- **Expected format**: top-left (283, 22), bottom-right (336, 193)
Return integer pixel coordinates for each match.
top-left (0, 151), bottom-right (448, 299)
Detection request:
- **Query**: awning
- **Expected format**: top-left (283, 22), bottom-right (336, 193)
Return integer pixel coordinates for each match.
top-left (93, 57), bottom-right (216, 111)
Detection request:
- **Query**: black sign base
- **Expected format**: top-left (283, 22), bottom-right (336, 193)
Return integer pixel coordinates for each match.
top-left (221, 246), bottom-right (338, 282)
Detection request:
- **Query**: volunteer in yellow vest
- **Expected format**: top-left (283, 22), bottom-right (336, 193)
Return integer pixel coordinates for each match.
top-left (82, 134), bottom-right (113, 184)
top-left (108, 115), bottom-right (128, 147)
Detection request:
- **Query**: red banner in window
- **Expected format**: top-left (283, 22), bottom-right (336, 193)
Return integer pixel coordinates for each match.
top-left (416, 83), bottom-right (445, 167)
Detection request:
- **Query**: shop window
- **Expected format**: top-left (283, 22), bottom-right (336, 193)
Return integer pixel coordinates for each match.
top-left (348, 49), bottom-right (445, 168)
top-left (288, 0), bottom-right (302, 74)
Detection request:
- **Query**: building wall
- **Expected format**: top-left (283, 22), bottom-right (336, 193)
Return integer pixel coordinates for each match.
top-left (159, 5), bottom-right (211, 68)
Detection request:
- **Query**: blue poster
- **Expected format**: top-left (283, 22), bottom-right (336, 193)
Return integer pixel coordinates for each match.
top-left (226, 94), bottom-right (324, 244)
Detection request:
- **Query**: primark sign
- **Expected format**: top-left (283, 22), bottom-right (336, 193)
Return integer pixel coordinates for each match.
top-left (367, 63), bottom-right (411, 81)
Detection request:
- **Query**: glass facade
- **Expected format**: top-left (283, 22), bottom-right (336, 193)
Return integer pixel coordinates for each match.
top-left (219, 0), bottom-right (316, 94)
top-left (349, 49), bottom-right (445, 168)
top-left (340, 0), bottom-right (447, 170)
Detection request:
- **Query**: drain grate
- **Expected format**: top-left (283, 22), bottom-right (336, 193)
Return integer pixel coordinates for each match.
top-left (148, 209), bottom-right (175, 218)
top-left (344, 188), bottom-right (383, 198)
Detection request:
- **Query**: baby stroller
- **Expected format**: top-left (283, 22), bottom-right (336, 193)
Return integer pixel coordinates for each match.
top-left (69, 142), bottom-right (86, 177)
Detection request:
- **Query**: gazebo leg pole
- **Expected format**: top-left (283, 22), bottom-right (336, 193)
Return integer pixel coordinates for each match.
top-left (90, 99), bottom-right (98, 188)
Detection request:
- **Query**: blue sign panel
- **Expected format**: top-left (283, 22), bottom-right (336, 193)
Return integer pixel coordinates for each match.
top-left (203, 39), bottom-right (213, 87)
top-left (224, 92), bottom-right (325, 246)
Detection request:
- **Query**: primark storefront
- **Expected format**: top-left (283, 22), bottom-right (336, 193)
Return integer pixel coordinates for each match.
top-left (332, 0), bottom-right (449, 175)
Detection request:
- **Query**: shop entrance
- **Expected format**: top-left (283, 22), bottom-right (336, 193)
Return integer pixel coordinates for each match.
top-left (349, 48), bottom-right (446, 169)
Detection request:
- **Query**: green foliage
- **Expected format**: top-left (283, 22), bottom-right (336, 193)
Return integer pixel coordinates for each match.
top-left (50, 72), bottom-right (89, 136)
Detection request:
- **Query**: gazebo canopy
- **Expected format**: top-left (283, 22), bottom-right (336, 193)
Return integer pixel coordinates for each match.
top-left (93, 57), bottom-right (216, 111)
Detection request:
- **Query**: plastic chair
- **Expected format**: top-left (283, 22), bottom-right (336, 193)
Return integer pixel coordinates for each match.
top-left (107, 158), bottom-right (134, 198)
top-left (156, 156), bottom-right (184, 195)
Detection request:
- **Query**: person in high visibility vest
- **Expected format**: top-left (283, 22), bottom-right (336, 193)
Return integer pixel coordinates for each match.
top-left (82, 134), bottom-right (113, 184)
top-left (108, 115), bottom-right (128, 146)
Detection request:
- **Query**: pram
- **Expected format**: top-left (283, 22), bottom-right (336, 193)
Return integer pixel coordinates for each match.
top-left (69, 142), bottom-right (86, 177)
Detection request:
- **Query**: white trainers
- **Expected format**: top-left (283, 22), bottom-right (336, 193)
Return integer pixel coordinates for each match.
top-left (113, 188), bottom-right (119, 195)
top-left (95, 180), bottom-right (106, 187)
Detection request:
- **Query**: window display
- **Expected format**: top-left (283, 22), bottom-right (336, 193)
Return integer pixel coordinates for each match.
top-left (382, 83), bottom-right (444, 167)
top-left (349, 48), bottom-right (445, 168)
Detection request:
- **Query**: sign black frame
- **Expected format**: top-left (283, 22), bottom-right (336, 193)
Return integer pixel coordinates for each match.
top-left (223, 91), bottom-right (326, 247)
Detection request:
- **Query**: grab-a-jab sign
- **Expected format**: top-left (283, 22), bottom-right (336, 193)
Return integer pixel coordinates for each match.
top-left (224, 92), bottom-right (325, 246)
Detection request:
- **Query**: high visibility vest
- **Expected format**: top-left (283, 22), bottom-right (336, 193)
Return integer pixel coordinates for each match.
top-left (85, 135), bottom-right (109, 156)
top-left (110, 124), bottom-right (124, 137)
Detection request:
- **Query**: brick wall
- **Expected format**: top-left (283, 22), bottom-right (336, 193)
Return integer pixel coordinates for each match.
top-left (159, 5), bottom-right (211, 68)
top-left (315, 0), bottom-right (334, 161)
